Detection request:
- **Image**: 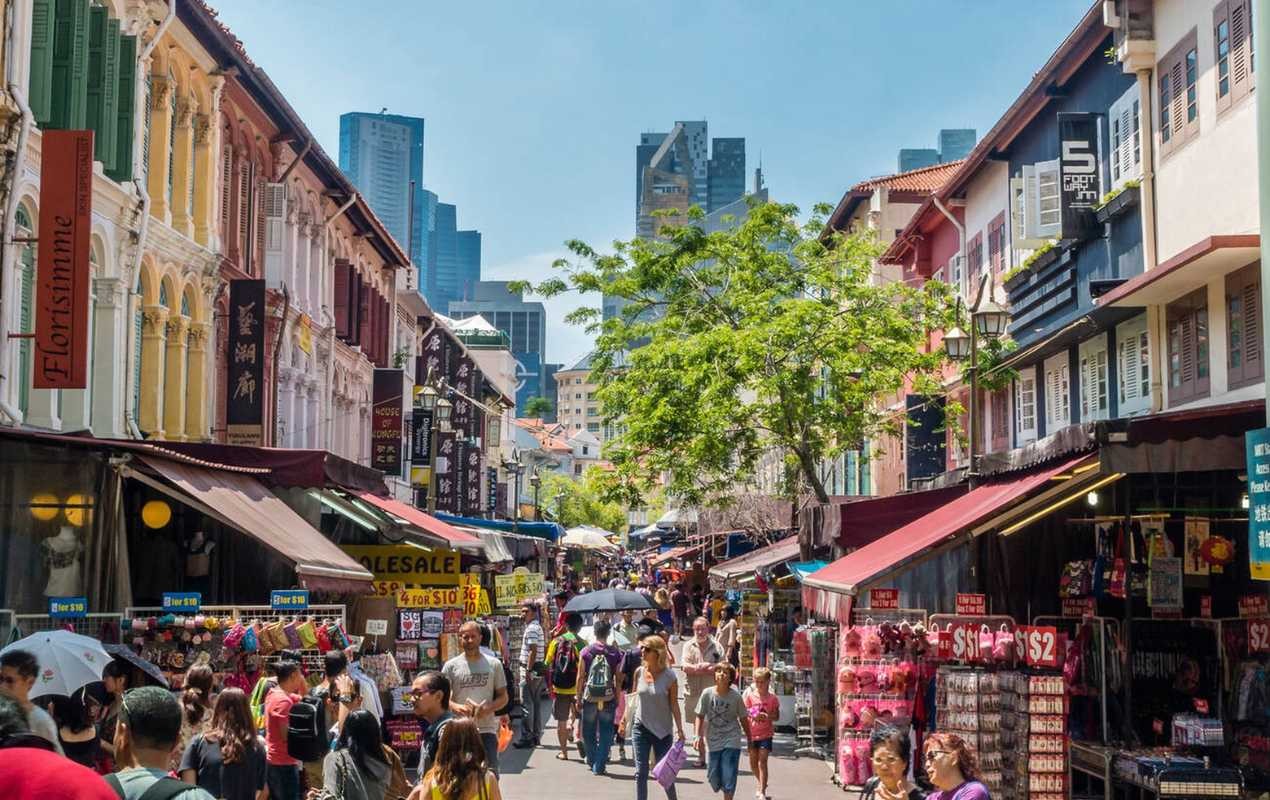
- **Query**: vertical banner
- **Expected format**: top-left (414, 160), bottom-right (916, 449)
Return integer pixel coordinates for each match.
top-left (411, 408), bottom-right (433, 466)
top-left (487, 467), bottom-right (498, 514)
top-left (421, 325), bottom-right (443, 382)
top-left (34, 130), bottom-right (93, 389)
top-left (1058, 111), bottom-right (1101, 240)
top-left (434, 431), bottom-right (457, 513)
top-left (1247, 428), bottom-right (1270, 580)
top-left (372, 369), bottom-right (404, 474)
top-left (465, 441), bottom-right (483, 515)
top-left (454, 439), bottom-right (468, 515)
top-left (226, 279), bottom-right (266, 445)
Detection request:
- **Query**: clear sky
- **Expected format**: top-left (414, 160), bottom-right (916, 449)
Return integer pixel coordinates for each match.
top-left (209, 0), bottom-right (1091, 368)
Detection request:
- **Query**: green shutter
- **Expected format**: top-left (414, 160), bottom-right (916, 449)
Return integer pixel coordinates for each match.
top-left (132, 302), bottom-right (142, 429)
top-left (141, 73), bottom-right (151, 179)
top-left (18, 246), bottom-right (34, 415)
top-left (29, 0), bottom-right (54, 125)
top-left (108, 34), bottom-right (135, 181)
top-left (50, 0), bottom-right (90, 129)
top-left (86, 7), bottom-right (104, 144)
top-left (99, 18), bottom-right (120, 167)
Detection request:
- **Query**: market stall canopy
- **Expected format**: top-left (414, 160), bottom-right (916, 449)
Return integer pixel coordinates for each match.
top-left (433, 512), bottom-right (562, 543)
top-left (142, 441), bottom-right (387, 494)
top-left (130, 456), bottom-right (373, 593)
top-left (801, 454), bottom-right (1094, 622)
top-left (708, 536), bottom-right (800, 582)
top-left (354, 492), bottom-right (483, 552)
top-left (788, 561), bottom-right (828, 582)
top-left (649, 544), bottom-right (702, 566)
top-left (656, 507), bottom-right (698, 526)
top-left (468, 528), bottom-right (513, 563)
top-left (562, 526), bottom-right (619, 551)
top-left (827, 485), bottom-right (966, 549)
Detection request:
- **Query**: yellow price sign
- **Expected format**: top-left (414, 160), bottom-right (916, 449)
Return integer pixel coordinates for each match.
top-left (494, 572), bottom-right (544, 607)
top-left (397, 587), bottom-right (464, 608)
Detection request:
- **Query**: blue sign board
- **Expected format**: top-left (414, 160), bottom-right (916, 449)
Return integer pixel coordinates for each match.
top-left (48, 596), bottom-right (87, 618)
top-left (1247, 428), bottom-right (1270, 581)
top-left (161, 592), bottom-right (201, 613)
top-left (270, 589), bottom-right (309, 610)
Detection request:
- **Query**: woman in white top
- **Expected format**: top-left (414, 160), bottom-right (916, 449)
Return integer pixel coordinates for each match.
top-left (716, 606), bottom-right (739, 666)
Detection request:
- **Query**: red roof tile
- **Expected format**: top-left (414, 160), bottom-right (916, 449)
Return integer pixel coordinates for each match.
top-left (848, 160), bottom-right (964, 194)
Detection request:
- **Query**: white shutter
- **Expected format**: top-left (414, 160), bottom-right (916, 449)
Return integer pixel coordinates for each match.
top-left (263, 182), bottom-right (287, 289)
top-left (1116, 315), bottom-right (1151, 417)
top-left (1078, 335), bottom-right (1110, 422)
top-left (1035, 159), bottom-right (1062, 239)
top-left (1109, 84), bottom-right (1141, 189)
top-left (1096, 350), bottom-right (1108, 413)
top-left (1010, 176), bottom-right (1027, 251)
top-left (1022, 164), bottom-right (1041, 241)
top-left (1080, 355), bottom-right (1092, 420)
top-left (1059, 363), bottom-right (1070, 423)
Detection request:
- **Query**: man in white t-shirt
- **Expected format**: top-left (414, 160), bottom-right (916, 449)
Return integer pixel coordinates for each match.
top-left (442, 621), bottom-right (508, 775)
top-left (514, 602), bottom-right (546, 748)
top-left (0, 649), bottom-right (64, 755)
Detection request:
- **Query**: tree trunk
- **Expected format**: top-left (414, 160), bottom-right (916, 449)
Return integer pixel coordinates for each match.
top-left (792, 445), bottom-right (829, 561)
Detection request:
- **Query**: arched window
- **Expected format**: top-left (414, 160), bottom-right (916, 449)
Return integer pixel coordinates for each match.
top-left (15, 206), bottom-right (33, 415)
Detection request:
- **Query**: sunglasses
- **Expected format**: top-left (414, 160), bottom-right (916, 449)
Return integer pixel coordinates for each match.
top-left (924, 750), bottom-right (948, 762)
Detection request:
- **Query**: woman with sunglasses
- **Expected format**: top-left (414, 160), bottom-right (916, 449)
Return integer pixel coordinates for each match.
top-left (858, 725), bottom-right (924, 800)
top-left (921, 733), bottom-right (989, 800)
top-left (619, 635), bottom-right (685, 800)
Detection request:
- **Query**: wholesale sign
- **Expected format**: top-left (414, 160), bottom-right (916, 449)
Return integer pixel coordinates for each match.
top-left (226, 280), bottom-right (266, 445)
top-left (34, 130), bottom-right (93, 389)
top-left (372, 369), bottom-right (404, 474)
top-left (1248, 427), bottom-right (1270, 580)
top-left (868, 589), bottom-right (899, 609)
top-left (340, 545), bottom-right (461, 585)
top-left (1057, 112), bottom-right (1101, 240)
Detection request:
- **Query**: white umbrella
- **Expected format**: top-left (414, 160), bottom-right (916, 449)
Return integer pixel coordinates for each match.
top-left (1, 629), bottom-right (110, 698)
top-left (563, 526), bottom-right (619, 551)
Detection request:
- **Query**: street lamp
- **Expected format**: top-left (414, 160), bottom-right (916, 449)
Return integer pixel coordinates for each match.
top-left (529, 469), bottom-right (542, 521)
top-left (418, 384), bottom-right (438, 411)
top-left (554, 489), bottom-right (566, 525)
top-left (503, 458), bottom-right (525, 531)
top-left (944, 274), bottom-right (1009, 481)
top-left (425, 393), bottom-right (453, 514)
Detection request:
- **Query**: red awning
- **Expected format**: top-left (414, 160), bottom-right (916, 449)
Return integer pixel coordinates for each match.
top-left (801, 454), bottom-right (1093, 621)
top-left (650, 545), bottom-right (702, 566)
top-left (836, 485), bottom-right (967, 549)
top-left (708, 536), bottom-right (800, 581)
top-left (355, 491), bottom-right (483, 550)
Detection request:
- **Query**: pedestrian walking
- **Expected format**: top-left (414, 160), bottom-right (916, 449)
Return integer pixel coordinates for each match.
top-left (313, 709), bottom-right (393, 800)
top-left (577, 619), bottom-right (624, 775)
top-left (50, 689), bottom-right (102, 769)
top-left (693, 664), bottom-right (751, 800)
top-left (302, 650), bottom-right (352, 791)
top-left (545, 612), bottom-right (584, 761)
top-left (858, 725), bottom-right (926, 800)
top-left (716, 606), bottom-right (739, 667)
top-left (681, 617), bottom-right (725, 768)
top-left (669, 584), bottom-right (691, 639)
top-left (96, 658), bottom-right (128, 769)
top-left (0, 649), bottom-right (63, 754)
top-left (441, 621), bottom-right (508, 776)
top-left (179, 688), bottom-right (267, 800)
top-left (742, 667), bottom-right (779, 800)
top-left (171, 663), bottom-right (215, 772)
top-left (408, 718), bottom-right (502, 800)
top-left (619, 634), bottom-right (685, 800)
top-left (264, 660), bottom-right (308, 800)
top-left (923, 733), bottom-right (990, 800)
top-left (0, 695), bottom-right (117, 800)
top-left (654, 589), bottom-right (673, 632)
top-left (105, 686), bottom-right (216, 799)
top-left (409, 670), bottom-right (453, 781)
top-left (514, 602), bottom-right (547, 749)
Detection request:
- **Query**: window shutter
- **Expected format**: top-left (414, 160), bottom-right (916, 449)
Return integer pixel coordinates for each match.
top-left (1217, 1), bottom-right (1235, 113)
top-left (107, 33), bottom-right (135, 182)
top-left (333, 259), bottom-right (350, 338)
top-left (254, 176), bottom-right (266, 273)
top-left (220, 144), bottom-right (232, 231)
top-left (1232, 0), bottom-right (1255, 100)
top-left (1059, 363), bottom-right (1070, 423)
top-left (1036, 160), bottom-right (1061, 239)
top-left (357, 279), bottom-right (371, 348)
top-left (238, 161), bottom-right (250, 260)
top-left (18, 247), bottom-right (34, 414)
top-left (29, 0), bottom-right (55, 125)
top-left (1170, 56), bottom-right (1187, 143)
top-left (1079, 356), bottom-right (1091, 420)
top-left (263, 183), bottom-right (287, 288)
top-left (86, 8), bottom-right (104, 151)
top-left (50, 0), bottom-right (91, 130)
top-left (1243, 277), bottom-right (1262, 380)
top-left (1096, 350), bottom-right (1108, 412)
top-left (1022, 165), bottom-right (1041, 241)
top-left (1010, 177), bottom-right (1027, 250)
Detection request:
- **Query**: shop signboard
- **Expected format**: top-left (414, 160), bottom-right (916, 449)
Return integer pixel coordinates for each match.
top-left (464, 442), bottom-right (482, 516)
top-left (34, 130), bottom-right (92, 389)
top-left (372, 369), bottom-right (404, 474)
top-left (1240, 594), bottom-right (1270, 617)
top-left (162, 592), bottom-right (201, 613)
top-left (1021, 626), bottom-right (1060, 668)
top-left (340, 545), bottom-right (461, 586)
top-left (1057, 111), bottom-right (1101, 240)
top-left (955, 593), bottom-right (986, 616)
top-left (226, 280), bottom-right (266, 445)
top-left (1249, 619), bottom-right (1270, 653)
top-left (1147, 556), bottom-right (1183, 608)
top-left (1200, 595), bottom-right (1212, 618)
top-left (1247, 426), bottom-right (1270, 580)
top-left (494, 572), bottom-right (545, 607)
top-left (434, 432), bottom-right (457, 513)
top-left (868, 588), bottom-right (899, 609)
top-left (365, 619), bottom-right (388, 636)
top-left (411, 408), bottom-right (432, 468)
top-left (48, 596), bottom-right (87, 618)
top-left (487, 467), bottom-right (497, 513)
top-left (270, 589), bottom-right (309, 610)
top-left (1061, 596), bottom-right (1096, 618)
top-left (950, 625), bottom-right (983, 662)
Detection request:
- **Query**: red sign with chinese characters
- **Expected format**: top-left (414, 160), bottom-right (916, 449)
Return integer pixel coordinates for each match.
top-left (1062, 596), bottom-right (1096, 618)
top-left (868, 589), bottom-right (899, 609)
top-left (955, 593), bottom-right (986, 615)
top-left (34, 130), bottom-right (92, 389)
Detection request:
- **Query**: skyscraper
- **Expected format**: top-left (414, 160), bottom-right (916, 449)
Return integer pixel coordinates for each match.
top-left (708, 138), bottom-right (745, 212)
top-left (338, 112), bottom-right (427, 267)
top-left (897, 128), bottom-right (978, 172)
top-left (431, 202), bottom-right (458, 309)
top-left (634, 120), bottom-right (745, 240)
top-left (455, 231), bottom-right (482, 303)
top-left (448, 281), bottom-right (546, 412)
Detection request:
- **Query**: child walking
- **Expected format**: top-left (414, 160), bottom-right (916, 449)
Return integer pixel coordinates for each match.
top-left (743, 667), bottom-right (780, 800)
top-left (694, 664), bottom-right (751, 800)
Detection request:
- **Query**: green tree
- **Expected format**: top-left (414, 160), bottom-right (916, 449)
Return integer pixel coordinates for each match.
top-left (522, 396), bottom-right (553, 418)
top-left (513, 200), bottom-right (954, 506)
top-left (540, 469), bottom-right (627, 533)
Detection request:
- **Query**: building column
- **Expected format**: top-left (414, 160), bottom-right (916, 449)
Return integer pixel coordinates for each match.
top-left (185, 320), bottom-right (211, 440)
top-left (146, 75), bottom-right (174, 223)
top-left (139, 305), bottom-right (168, 436)
top-left (90, 277), bottom-right (126, 437)
top-left (170, 101), bottom-right (195, 237)
top-left (162, 315), bottom-right (189, 440)
top-left (277, 366), bottom-right (297, 447)
top-left (359, 404), bottom-right (370, 465)
top-left (191, 113), bottom-right (213, 246)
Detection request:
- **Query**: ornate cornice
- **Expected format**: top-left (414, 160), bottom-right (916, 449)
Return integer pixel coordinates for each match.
top-left (192, 113), bottom-right (211, 145)
top-left (142, 306), bottom-right (168, 334)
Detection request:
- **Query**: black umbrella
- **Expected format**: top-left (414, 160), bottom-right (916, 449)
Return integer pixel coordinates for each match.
top-left (563, 588), bottom-right (655, 613)
top-left (103, 644), bottom-right (169, 688)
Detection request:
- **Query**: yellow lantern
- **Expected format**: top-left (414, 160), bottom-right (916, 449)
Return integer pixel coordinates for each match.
top-left (141, 499), bottom-right (172, 529)
top-left (64, 493), bottom-right (93, 528)
top-left (30, 493), bottom-right (59, 522)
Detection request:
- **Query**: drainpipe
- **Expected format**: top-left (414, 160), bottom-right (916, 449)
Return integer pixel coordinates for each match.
top-left (1134, 68), bottom-right (1165, 413)
top-left (933, 195), bottom-right (968, 299)
top-left (1258, 0), bottom-right (1270, 425)
top-left (122, 0), bottom-right (177, 438)
top-left (0, 0), bottom-right (33, 423)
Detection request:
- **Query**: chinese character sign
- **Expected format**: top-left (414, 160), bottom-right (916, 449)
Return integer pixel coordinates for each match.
top-left (1247, 428), bottom-right (1270, 580)
top-left (434, 431), bottom-right (457, 513)
top-left (1058, 112), bottom-right (1101, 240)
top-left (226, 280), bottom-right (266, 445)
top-left (372, 369), bottom-right (404, 474)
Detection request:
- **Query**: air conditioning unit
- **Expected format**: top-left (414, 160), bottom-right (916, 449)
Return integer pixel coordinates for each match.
top-left (263, 182), bottom-right (287, 289)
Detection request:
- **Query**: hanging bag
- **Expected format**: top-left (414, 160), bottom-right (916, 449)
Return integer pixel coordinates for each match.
top-left (992, 624), bottom-right (1015, 663)
top-left (651, 739), bottom-right (687, 791)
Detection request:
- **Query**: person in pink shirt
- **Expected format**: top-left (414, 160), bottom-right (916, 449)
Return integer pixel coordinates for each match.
top-left (263, 660), bottom-right (307, 800)
top-left (742, 667), bottom-right (780, 800)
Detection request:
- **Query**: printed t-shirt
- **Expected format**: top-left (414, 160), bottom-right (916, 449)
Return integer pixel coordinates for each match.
top-left (928, 781), bottom-right (992, 800)
top-left (694, 686), bottom-right (747, 751)
top-left (264, 688), bottom-right (300, 766)
top-left (441, 653), bottom-right (507, 735)
top-left (743, 689), bottom-right (780, 740)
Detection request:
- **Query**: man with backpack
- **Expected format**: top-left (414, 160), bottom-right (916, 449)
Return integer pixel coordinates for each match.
top-left (544, 612), bottom-right (584, 760)
top-left (263, 660), bottom-right (308, 800)
top-left (576, 619), bottom-right (625, 776)
top-left (104, 686), bottom-right (215, 800)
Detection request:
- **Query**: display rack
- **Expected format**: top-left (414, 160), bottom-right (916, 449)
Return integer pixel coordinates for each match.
top-left (8, 611), bottom-right (123, 638)
top-left (792, 624), bottom-right (834, 759)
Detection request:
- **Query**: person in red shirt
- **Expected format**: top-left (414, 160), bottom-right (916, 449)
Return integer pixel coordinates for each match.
top-left (0, 695), bottom-right (116, 800)
top-left (264, 660), bottom-right (307, 800)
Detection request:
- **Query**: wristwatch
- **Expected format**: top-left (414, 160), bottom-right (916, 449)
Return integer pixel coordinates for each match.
top-left (338, 694), bottom-right (354, 704)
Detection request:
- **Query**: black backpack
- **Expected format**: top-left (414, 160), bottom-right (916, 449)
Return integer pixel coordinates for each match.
top-left (287, 693), bottom-right (329, 763)
top-left (550, 634), bottom-right (581, 691)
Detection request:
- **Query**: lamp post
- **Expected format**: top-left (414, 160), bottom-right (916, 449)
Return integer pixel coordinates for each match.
top-left (554, 489), bottom-right (566, 527)
top-left (423, 388), bottom-right (452, 514)
top-left (504, 459), bottom-right (524, 532)
top-left (944, 274), bottom-right (1010, 483)
top-left (529, 469), bottom-right (542, 521)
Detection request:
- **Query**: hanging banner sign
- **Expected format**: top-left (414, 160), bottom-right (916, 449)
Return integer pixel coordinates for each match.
top-left (1022, 625), bottom-right (1060, 668)
top-left (1240, 594), bottom-right (1270, 617)
top-left (34, 130), bottom-right (93, 389)
top-left (411, 408), bottom-right (433, 467)
top-left (1057, 111), bottom-right (1101, 239)
top-left (270, 589), bottom-right (309, 610)
top-left (487, 467), bottom-right (498, 514)
top-left (226, 279), bottom-right (266, 445)
top-left (372, 369), bottom-right (404, 474)
top-left (1249, 619), bottom-right (1270, 653)
top-left (1062, 596), bottom-right (1096, 618)
top-left (1247, 427), bottom-right (1270, 580)
top-left (434, 432), bottom-right (458, 513)
top-left (868, 588), bottom-right (899, 609)
top-left (955, 593), bottom-right (987, 616)
top-left (48, 596), bottom-right (87, 619)
top-left (494, 572), bottom-right (545, 607)
top-left (340, 545), bottom-right (461, 586)
top-left (950, 624), bottom-right (983, 662)
top-left (162, 592), bottom-right (201, 613)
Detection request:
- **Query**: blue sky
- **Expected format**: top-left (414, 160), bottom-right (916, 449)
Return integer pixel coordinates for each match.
top-left (210, 0), bottom-right (1090, 367)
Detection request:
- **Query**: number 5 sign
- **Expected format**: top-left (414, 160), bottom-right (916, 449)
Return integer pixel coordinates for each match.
top-left (1249, 619), bottom-right (1270, 654)
top-left (1022, 626), bottom-right (1060, 668)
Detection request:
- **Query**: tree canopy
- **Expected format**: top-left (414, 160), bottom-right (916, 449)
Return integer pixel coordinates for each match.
top-left (522, 396), bottom-right (553, 418)
top-left (539, 468), bottom-right (629, 534)
top-left (513, 200), bottom-right (954, 506)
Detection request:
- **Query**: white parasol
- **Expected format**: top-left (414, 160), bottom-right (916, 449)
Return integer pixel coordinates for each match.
top-left (1, 629), bottom-right (111, 698)
top-left (562, 526), bottom-right (619, 551)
